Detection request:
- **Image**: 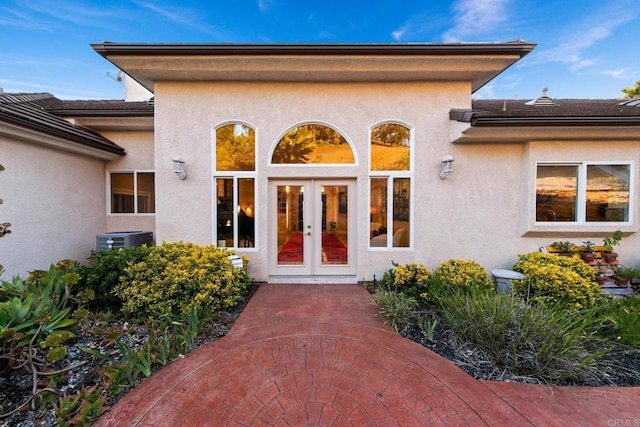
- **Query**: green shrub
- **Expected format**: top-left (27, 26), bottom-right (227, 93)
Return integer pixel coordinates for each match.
top-left (513, 252), bottom-right (600, 310)
top-left (373, 289), bottom-right (417, 333)
top-left (381, 262), bottom-right (432, 298)
top-left (81, 245), bottom-right (153, 310)
top-left (115, 242), bottom-right (250, 319)
top-left (442, 291), bottom-right (604, 382)
top-left (600, 297), bottom-right (640, 346)
top-left (435, 259), bottom-right (494, 293)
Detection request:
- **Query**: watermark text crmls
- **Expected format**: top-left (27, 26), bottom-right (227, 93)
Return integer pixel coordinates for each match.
top-left (607, 419), bottom-right (640, 427)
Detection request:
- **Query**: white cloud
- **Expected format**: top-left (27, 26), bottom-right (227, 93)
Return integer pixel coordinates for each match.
top-left (601, 69), bottom-right (626, 79)
top-left (442, 0), bottom-right (511, 42)
top-left (133, 1), bottom-right (231, 39)
top-left (526, 5), bottom-right (639, 73)
top-left (391, 13), bottom-right (433, 41)
top-left (257, 0), bottom-right (275, 12)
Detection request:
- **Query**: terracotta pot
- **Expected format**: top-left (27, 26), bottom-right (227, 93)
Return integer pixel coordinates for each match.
top-left (603, 252), bottom-right (618, 263)
top-left (581, 253), bottom-right (596, 263)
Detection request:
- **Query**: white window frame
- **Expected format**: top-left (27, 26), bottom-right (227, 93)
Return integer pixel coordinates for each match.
top-left (532, 161), bottom-right (634, 230)
top-left (368, 121), bottom-right (414, 250)
top-left (213, 121), bottom-right (258, 251)
top-left (107, 170), bottom-right (155, 215)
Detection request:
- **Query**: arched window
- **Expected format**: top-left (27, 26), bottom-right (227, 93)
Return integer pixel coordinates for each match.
top-left (216, 123), bottom-right (255, 171)
top-left (271, 123), bottom-right (354, 164)
top-left (369, 122), bottom-right (412, 249)
top-left (214, 123), bottom-right (256, 249)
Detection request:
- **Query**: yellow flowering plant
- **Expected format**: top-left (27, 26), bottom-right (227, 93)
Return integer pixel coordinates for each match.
top-left (513, 252), bottom-right (600, 310)
top-left (435, 259), bottom-right (494, 293)
top-left (116, 242), bottom-right (250, 319)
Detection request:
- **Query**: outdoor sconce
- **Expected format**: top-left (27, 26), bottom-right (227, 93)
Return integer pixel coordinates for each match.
top-left (439, 154), bottom-right (455, 180)
top-left (172, 156), bottom-right (187, 180)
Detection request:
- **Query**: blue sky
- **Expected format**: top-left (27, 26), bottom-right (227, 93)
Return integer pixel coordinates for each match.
top-left (0, 0), bottom-right (638, 100)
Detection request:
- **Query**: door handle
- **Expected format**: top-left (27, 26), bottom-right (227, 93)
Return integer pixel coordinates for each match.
top-left (306, 232), bottom-right (312, 236)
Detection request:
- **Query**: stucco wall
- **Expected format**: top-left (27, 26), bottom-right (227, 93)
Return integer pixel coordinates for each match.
top-left (0, 137), bottom-right (106, 279)
top-left (151, 81), bottom-right (640, 282)
top-left (103, 131), bottom-right (156, 237)
top-left (153, 81), bottom-right (475, 281)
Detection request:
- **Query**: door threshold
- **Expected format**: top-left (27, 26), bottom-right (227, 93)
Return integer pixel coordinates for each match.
top-left (268, 276), bottom-right (359, 284)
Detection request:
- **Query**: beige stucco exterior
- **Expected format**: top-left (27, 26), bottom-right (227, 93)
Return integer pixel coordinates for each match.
top-left (0, 136), bottom-right (106, 278)
top-left (4, 42), bottom-right (639, 283)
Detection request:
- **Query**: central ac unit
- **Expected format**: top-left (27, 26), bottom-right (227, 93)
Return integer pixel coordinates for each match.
top-left (96, 231), bottom-right (153, 251)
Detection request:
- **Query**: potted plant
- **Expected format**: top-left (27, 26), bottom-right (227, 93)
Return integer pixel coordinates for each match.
top-left (613, 265), bottom-right (640, 288)
top-left (580, 241), bottom-right (596, 263)
top-left (602, 229), bottom-right (623, 263)
top-left (549, 241), bottom-right (577, 257)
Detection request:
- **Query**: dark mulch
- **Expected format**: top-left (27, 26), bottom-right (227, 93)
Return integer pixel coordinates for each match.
top-left (0, 284), bottom-right (258, 427)
top-left (399, 308), bottom-right (640, 387)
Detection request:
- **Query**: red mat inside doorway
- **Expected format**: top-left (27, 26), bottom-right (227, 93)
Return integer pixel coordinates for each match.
top-left (277, 233), bottom-right (348, 264)
top-left (277, 233), bottom-right (303, 264)
top-left (322, 233), bottom-right (348, 264)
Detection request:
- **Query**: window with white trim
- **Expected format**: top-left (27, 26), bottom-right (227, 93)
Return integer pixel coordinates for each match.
top-left (214, 123), bottom-right (256, 248)
top-left (109, 171), bottom-right (155, 214)
top-left (369, 122), bottom-right (412, 248)
top-left (536, 163), bottom-right (631, 223)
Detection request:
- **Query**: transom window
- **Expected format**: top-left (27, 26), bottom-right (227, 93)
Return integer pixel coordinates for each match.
top-left (369, 122), bottom-right (412, 248)
top-left (536, 163), bottom-right (631, 223)
top-left (271, 123), bottom-right (354, 164)
top-left (109, 171), bottom-right (155, 214)
top-left (215, 123), bottom-right (256, 248)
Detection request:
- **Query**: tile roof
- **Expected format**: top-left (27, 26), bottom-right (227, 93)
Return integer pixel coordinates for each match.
top-left (44, 98), bottom-right (154, 117)
top-left (0, 93), bottom-right (126, 156)
top-left (451, 98), bottom-right (640, 126)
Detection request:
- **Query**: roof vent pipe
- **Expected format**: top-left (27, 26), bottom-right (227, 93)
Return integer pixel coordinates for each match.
top-left (525, 87), bottom-right (556, 106)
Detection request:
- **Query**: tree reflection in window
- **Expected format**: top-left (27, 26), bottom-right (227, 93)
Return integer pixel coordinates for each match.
top-left (370, 123), bottom-right (410, 171)
top-left (272, 124), bottom-right (354, 164)
top-left (216, 124), bottom-right (255, 171)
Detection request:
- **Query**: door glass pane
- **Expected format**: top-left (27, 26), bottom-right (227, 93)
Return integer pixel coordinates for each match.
top-left (392, 178), bottom-right (410, 247)
top-left (321, 185), bottom-right (348, 265)
top-left (536, 165), bottom-right (578, 222)
top-left (277, 185), bottom-right (304, 265)
top-left (370, 178), bottom-right (388, 247)
top-left (586, 165), bottom-right (630, 222)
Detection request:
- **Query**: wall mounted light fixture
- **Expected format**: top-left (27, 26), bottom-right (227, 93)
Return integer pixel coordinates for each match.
top-left (172, 156), bottom-right (187, 180)
top-left (439, 154), bottom-right (455, 180)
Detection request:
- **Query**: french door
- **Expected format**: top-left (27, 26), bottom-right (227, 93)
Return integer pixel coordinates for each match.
top-left (270, 179), bottom-right (355, 277)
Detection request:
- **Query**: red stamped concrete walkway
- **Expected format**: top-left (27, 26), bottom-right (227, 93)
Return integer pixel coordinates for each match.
top-left (96, 284), bottom-right (640, 426)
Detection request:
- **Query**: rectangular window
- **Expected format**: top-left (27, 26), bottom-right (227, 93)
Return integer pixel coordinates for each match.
top-left (215, 177), bottom-right (255, 248)
top-left (536, 163), bottom-right (630, 224)
top-left (369, 177), bottom-right (411, 248)
top-left (110, 172), bottom-right (155, 214)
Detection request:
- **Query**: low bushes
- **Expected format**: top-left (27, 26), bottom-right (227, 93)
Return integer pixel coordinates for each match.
top-left (81, 245), bottom-right (153, 310)
top-left (372, 258), bottom-right (639, 385)
top-left (115, 242), bottom-right (250, 319)
top-left (513, 252), bottom-right (600, 310)
top-left (372, 289), bottom-right (416, 332)
top-left (435, 259), bottom-right (494, 294)
top-left (443, 291), bottom-right (604, 381)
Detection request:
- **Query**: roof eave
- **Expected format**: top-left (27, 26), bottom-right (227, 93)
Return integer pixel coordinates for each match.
top-left (91, 42), bottom-right (536, 94)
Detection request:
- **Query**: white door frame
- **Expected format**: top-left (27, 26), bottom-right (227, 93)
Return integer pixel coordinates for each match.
top-left (268, 179), bottom-right (356, 280)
